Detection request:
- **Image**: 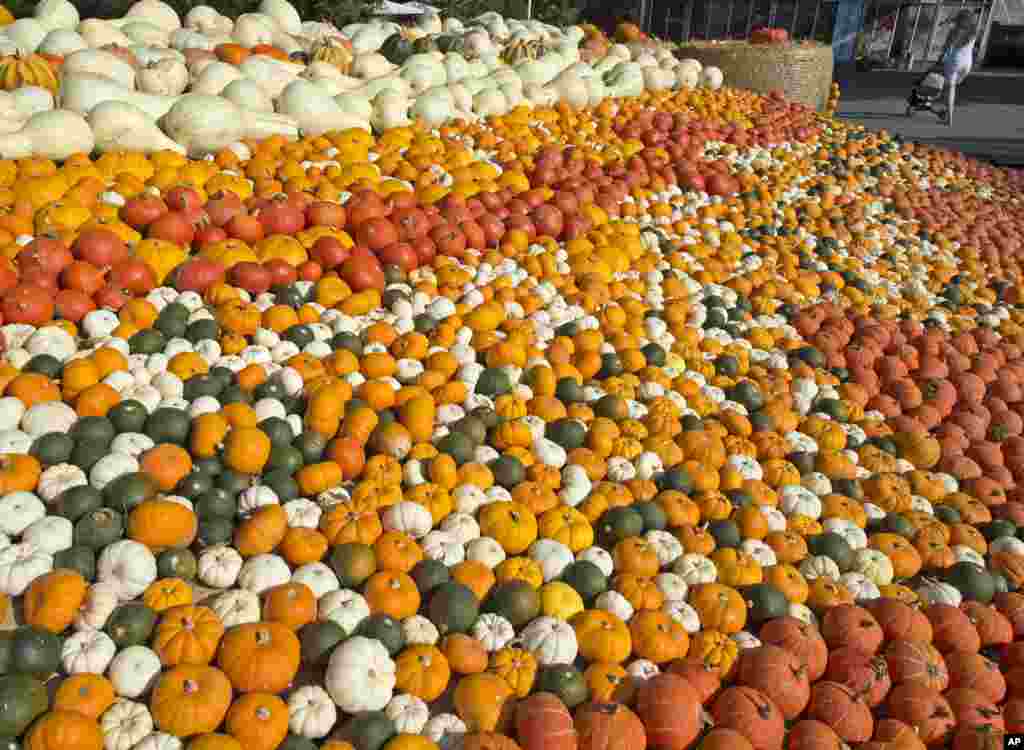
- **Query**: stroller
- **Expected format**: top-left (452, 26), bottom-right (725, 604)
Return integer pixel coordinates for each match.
top-left (905, 69), bottom-right (947, 119)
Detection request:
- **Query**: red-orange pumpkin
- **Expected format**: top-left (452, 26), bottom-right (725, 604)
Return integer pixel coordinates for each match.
top-left (734, 645), bottom-right (809, 720)
top-left (635, 674), bottom-right (701, 750)
top-left (757, 617), bottom-right (827, 681)
top-left (806, 681), bottom-right (873, 744)
top-left (514, 693), bottom-right (576, 750)
top-left (574, 703), bottom-right (645, 750)
top-left (709, 686), bottom-right (785, 750)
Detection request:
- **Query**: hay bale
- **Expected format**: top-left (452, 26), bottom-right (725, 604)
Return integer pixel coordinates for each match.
top-left (674, 40), bottom-right (834, 111)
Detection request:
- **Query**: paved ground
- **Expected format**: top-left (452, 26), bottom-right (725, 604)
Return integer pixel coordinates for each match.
top-left (834, 66), bottom-right (1024, 165)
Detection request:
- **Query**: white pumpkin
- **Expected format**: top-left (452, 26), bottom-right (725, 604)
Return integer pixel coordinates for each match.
top-left (732, 631), bottom-right (762, 650)
top-left (385, 693), bottom-right (429, 734)
top-left (739, 539), bottom-right (777, 568)
top-left (74, 582), bottom-right (121, 630)
top-left (595, 590), bottom-right (634, 622)
top-left (402, 614), bottom-right (439, 646)
top-left (287, 685), bottom-right (337, 739)
top-left (788, 602), bottom-right (817, 626)
top-left (325, 636), bottom-right (396, 713)
top-left (0, 429), bottom-right (29, 454)
top-left (852, 548), bottom-right (895, 586)
top-left (237, 485), bottom-right (279, 517)
top-left (0, 542), bottom-right (53, 596)
top-left (197, 545), bottom-right (243, 589)
top-left (423, 713), bottom-right (467, 750)
top-left (88, 452), bottom-right (139, 491)
top-left (528, 538), bottom-right (573, 581)
top-left (210, 589), bottom-right (261, 628)
top-left (780, 486), bottom-right (823, 519)
top-left (290, 562), bottom-right (339, 599)
top-left (107, 645), bottom-right (162, 698)
top-left (237, 553), bottom-right (290, 594)
top-left (318, 589), bottom-right (370, 634)
top-left (109, 433), bottom-right (155, 457)
top-left (283, 498), bottom-right (321, 528)
top-left (439, 512), bottom-right (480, 545)
top-left (464, 537), bottom-right (505, 568)
top-left (36, 463), bottom-right (87, 502)
top-left (654, 572), bottom-right (688, 602)
top-left (22, 515), bottom-right (73, 554)
top-left (823, 519), bottom-right (868, 550)
top-left (520, 615), bottom-right (578, 666)
top-left (663, 599), bottom-right (701, 633)
top-left (645, 530), bottom-right (683, 566)
top-left (24, 326), bottom-right (76, 361)
top-left (470, 612), bottom-right (515, 651)
top-left (0, 397), bottom-right (25, 431)
top-left (132, 733), bottom-right (183, 750)
top-left (798, 555), bottom-right (841, 581)
top-left (916, 579), bottom-right (963, 607)
top-left (421, 530), bottom-right (464, 566)
top-left (626, 659), bottom-right (659, 685)
top-left (673, 553), bottom-right (717, 585)
top-left (0, 491), bottom-right (46, 535)
top-left (21, 401), bottom-right (77, 438)
top-left (381, 501), bottom-right (433, 539)
top-left (97, 540), bottom-right (157, 600)
top-left (62, 628), bottom-right (117, 674)
top-left (101, 699), bottom-right (154, 750)
top-left (991, 537), bottom-right (1024, 556)
top-left (841, 572), bottom-right (881, 601)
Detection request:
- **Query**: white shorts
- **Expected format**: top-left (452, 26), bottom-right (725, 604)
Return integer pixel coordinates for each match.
top-left (943, 45), bottom-right (973, 84)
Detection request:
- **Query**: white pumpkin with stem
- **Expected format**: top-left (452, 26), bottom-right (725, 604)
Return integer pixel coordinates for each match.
top-left (520, 615), bottom-right (578, 666)
top-left (97, 540), bottom-right (157, 601)
top-left (74, 582), bottom-right (121, 631)
top-left (101, 699), bottom-right (154, 750)
top-left (317, 589), bottom-right (370, 635)
top-left (159, 94), bottom-right (299, 157)
top-left (210, 589), bottom-right (261, 628)
top-left (108, 645), bottom-right (162, 698)
top-left (62, 629), bottom-right (117, 674)
top-left (287, 685), bottom-right (337, 739)
top-left (325, 636), bottom-right (396, 712)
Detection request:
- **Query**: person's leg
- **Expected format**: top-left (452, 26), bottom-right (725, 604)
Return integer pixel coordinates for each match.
top-left (945, 73), bottom-right (956, 125)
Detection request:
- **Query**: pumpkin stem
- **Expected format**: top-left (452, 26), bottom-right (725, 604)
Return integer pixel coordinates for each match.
top-left (183, 679), bottom-right (198, 695)
top-left (256, 707), bottom-right (271, 720)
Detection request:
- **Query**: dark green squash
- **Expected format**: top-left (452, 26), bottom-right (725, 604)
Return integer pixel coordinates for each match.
top-left (73, 509), bottom-right (124, 549)
top-left (102, 472), bottom-right (158, 513)
top-left (106, 603), bottom-right (157, 648)
top-left (946, 562), bottom-right (996, 604)
top-left (546, 418), bottom-right (587, 451)
top-left (560, 560), bottom-right (607, 603)
top-left (107, 400), bottom-right (148, 434)
top-left (535, 665), bottom-right (589, 708)
top-left (144, 407), bottom-right (191, 445)
top-left (484, 580), bottom-right (540, 628)
top-left (335, 711), bottom-right (396, 750)
top-left (157, 548), bottom-right (197, 581)
top-left (6, 627), bottom-right (60, 677)
top-left (299, 621), bottom-right (347, 667)
top-left (357, 614), bottom-right (405, 656)
top-left (742, 583), bottom-right (789, 626)
top-left (53, 546), bottom-right (96, 582)
top-left (633, 501), bottom-right (668, 532)
top-left (30, 432), bottom-right (74, 466)
top-left (329, 543), bottom-right (377, 588)
top-left (427, 582), bottom-right (479, 635)
top-left (411, 558), bottom-right (450, 595)
top-left (596, 507), bottom-right (643, 546)
top-left (490, 455), bottom-right (525, 488)
top-left (0, 675), bottom-right (47, 736)
top-left (54, 485), bottom-right (102, 522)
top-left (379, 33), bottom-right (415, 64)
top-left (806, 532), bottom-right (854, 572)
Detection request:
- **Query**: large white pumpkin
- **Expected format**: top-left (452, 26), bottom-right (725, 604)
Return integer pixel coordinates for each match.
top-left (325, 636), bottom-right (396, 712)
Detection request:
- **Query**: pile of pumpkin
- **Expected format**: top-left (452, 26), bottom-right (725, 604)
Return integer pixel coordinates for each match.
top-left (0, 8), bottom-right (1022, 750)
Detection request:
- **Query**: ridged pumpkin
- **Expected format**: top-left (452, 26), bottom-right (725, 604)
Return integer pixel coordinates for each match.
top-left (23, 568), bottom-right (87, 633)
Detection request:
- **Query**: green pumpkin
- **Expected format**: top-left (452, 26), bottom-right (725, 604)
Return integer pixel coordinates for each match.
top-left (560, 560), bottom-right (607, 602)
top-left (427, 582), bottom-right (479, 635)
top-left (144, 407), bottom-right (191, 445)
top-left (379, 33), bottom-right (415, 64)
top-left (484, 580), bottom-right (540, 628)
top-left (0, 675), bottom-right (47, 736)
top-left (195, 489), bottom-right (237, 521)
top-left (4, 627), bottom-right (60, 677)
top-left (30, 432), bottom-right (74, 466)
top-left (742, 583), bottom-right (789, 626)
top-left (336, 712), bottom-right (396, 750)
top-left (300, 621), bottom-right (347, 667)
top-left (157, 548), bottom-right (197, 581)
top-left (74, 509), bottom-right (124, 549)
top-left (357, 615), bottom-right (405, 656)
top-left (106, 603), bottom-right (157, 648)
top-left (708, 519), bottom-right (741, 549)
top-left (946, 562), bottom-right (996, 604)
top-left (490, 455), bottom-right (525, 488)
top-left (102, 472), bottom-right (158, 513)
top-left (293, 432), bottom-right (326, 464)
top-left (107, 400), bottom-right (148, 434)
top-left (546, 418), bottom-right (586, 450)
top-left (411, 558), bottom-right (450, 595)
top-left (329, 543), bottom-right (377, 588)
top-left (633, 501), bottom-right (668, 532)
top-left (53, 546), bottom-right (96, 582)
top-left (596, 507), bottom-right (643, 546)
top-left (69, 416), bottom-right (115, 447)
top-left (535, 665), bottom-right (589, 708)
top-left (807, 532), bottom-right (854, 572)
top-left (196, 518), bottom-right (234, 548)
top-left (54, 485), bottom-right (103, 522)
top-left (436, 432), bottom-right (475, 465)
top-left (435, 34), bottom-right (465, 53)
top-left (278, 736), bottom-right (317, 750)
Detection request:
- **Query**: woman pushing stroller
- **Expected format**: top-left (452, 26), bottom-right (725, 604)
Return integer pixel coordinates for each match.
top-left (935, 9), bottom-right (980, 126)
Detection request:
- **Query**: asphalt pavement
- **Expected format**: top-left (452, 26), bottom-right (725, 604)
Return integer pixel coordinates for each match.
top-left (834, 66), bottom-right (1024, 166)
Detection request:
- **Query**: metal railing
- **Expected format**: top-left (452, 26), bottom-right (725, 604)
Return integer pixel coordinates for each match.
top-left (861, 0), bottom-right (994, 70)
top-left (656, 0), bottom-right (841, 43)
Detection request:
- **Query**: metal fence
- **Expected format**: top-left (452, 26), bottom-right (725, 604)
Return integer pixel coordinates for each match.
top-left (861, 0), bottom-right (994, 69)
